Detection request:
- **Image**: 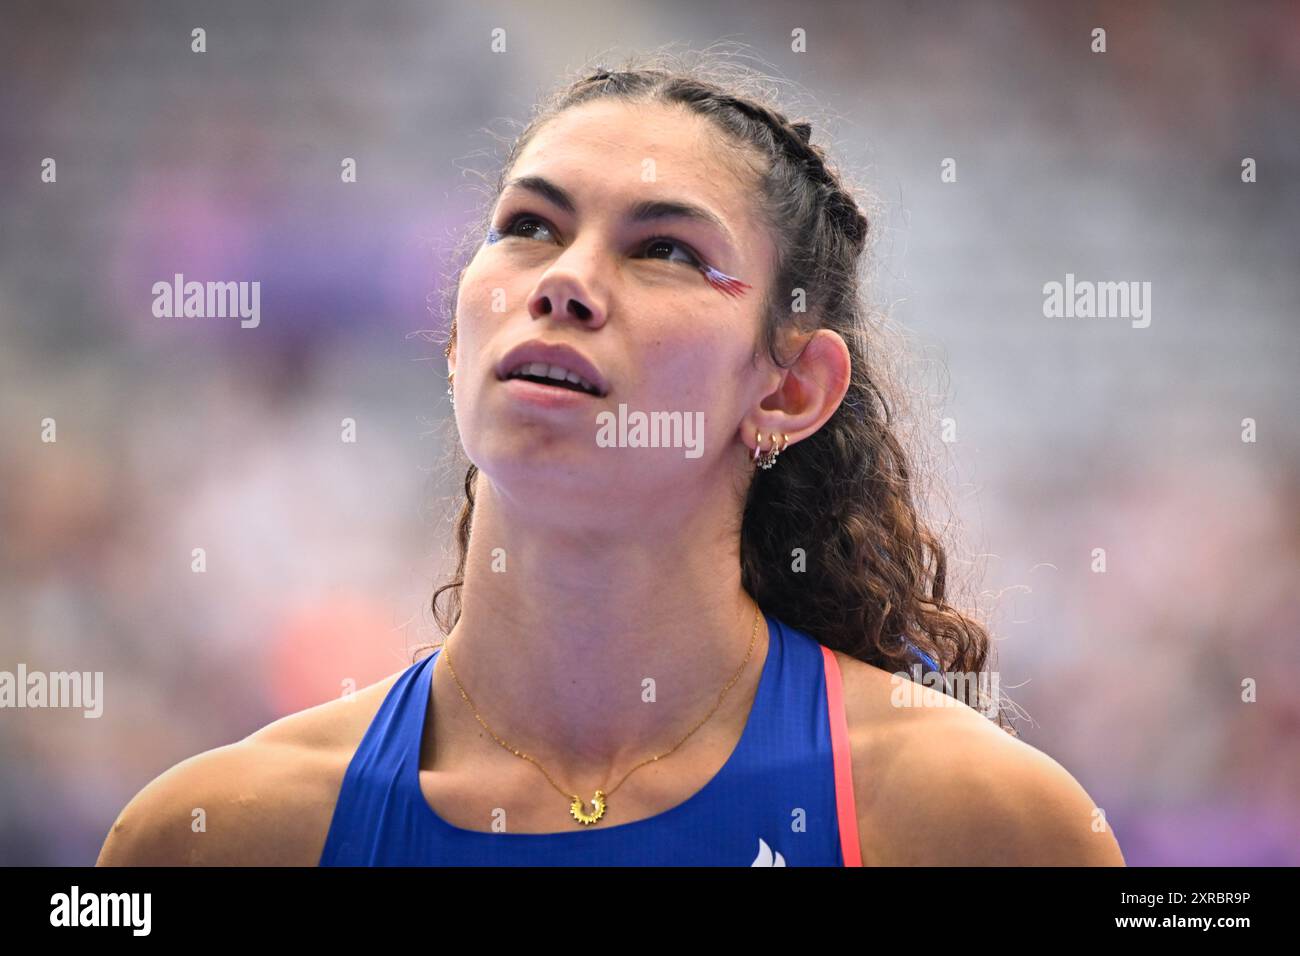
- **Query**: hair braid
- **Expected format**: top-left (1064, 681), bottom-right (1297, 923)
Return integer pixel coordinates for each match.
top-left (706, 94), bottom-right (869, 250)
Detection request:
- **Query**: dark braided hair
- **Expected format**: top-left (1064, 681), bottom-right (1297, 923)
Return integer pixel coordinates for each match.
top-left (434, 48), bottom-right (1011, 732)
top-left (707, 95), bottom-right (868, 250)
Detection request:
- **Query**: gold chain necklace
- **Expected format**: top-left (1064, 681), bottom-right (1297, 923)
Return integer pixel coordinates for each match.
top-left (440, 604), bottom-right (762, 827)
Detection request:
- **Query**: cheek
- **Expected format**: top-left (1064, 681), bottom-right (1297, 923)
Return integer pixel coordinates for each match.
top-left (637, 327), bottom-right (750, 413)
top-left (457, 260), bottom-right (497, 321)
top-left (454, 259), bottom-right (514, 351)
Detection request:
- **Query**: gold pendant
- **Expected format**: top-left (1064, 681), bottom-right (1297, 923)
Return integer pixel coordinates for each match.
top-left (569, 789), bottom-right (607, 826)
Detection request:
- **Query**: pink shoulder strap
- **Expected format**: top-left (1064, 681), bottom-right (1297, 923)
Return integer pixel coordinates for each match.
top-left (821, 645), bottom-right (863, 866)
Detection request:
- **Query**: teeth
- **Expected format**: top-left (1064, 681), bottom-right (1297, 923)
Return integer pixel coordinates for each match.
top-left (509, 360), bottom-right (599, 394)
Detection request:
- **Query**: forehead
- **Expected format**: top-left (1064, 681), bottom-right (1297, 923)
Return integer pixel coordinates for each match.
top-left (509, 99), bottom-right (771, 255)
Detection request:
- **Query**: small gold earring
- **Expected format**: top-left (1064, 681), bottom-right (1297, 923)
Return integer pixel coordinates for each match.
top-left (754, 431), bottom-right (789, 470)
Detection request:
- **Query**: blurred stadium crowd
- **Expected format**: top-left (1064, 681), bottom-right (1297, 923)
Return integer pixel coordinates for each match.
top-left (1, 1), bottom-right (1296, 864)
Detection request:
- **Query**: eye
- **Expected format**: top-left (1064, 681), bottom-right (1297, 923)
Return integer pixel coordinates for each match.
top-left (498, 212), bottom-right (556, 243)
top-left (493, 211), bottom-right (705, 271)
top-left (639, 236), bottom-right (703, 268)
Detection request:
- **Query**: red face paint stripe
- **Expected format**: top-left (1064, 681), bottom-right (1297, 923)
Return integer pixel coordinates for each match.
top-left (700, 264), bottom-right (752, 298)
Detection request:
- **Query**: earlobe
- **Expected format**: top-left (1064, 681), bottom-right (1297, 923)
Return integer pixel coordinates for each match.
top-left (752, 430), bottom-right (790, 470)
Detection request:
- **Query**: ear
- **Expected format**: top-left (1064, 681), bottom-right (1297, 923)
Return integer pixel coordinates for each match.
top-left (741, 328), bottom-right (851, 457)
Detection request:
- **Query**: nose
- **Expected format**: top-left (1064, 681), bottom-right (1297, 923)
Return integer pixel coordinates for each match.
top-left (526, 256), bottom-right (608, 328)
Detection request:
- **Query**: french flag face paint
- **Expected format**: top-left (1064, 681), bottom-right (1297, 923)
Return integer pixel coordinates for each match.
top-left (700, 264), bottom-right (751, 298)
top-left (484, 225), bottom-right (749, 300)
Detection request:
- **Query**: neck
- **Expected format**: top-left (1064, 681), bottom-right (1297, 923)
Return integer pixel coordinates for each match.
top-left (436, 474), bottom-right (768, 787)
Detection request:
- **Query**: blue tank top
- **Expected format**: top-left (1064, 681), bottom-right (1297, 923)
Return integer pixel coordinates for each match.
top-left (318, 610), bottom-right (866, 866)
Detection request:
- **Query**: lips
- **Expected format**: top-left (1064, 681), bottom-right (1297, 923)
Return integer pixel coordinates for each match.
top-left (495, 340), bottom-right (610, 397)
top-left (504, 361), bottom-right (601, 394)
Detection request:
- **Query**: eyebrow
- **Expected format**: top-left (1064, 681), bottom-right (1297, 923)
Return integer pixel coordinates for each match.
top-left (500, 175), bottom-right (736, 248)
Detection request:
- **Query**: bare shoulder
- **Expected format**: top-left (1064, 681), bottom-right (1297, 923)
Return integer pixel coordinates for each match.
top-left (830, 649), bottom-right (1125, 867)
top-left (96, 667), bottom-right (409, 866)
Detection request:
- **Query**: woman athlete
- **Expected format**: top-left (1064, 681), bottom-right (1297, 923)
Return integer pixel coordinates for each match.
top-left (98, 50), bottom-right (1125, 866)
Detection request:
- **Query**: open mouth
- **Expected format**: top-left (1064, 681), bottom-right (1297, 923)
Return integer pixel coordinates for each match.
top-left (502, 362), bottom-right (604, 396)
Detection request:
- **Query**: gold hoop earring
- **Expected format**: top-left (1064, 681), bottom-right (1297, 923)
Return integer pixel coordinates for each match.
top-left (754, 431), bottom-right (789, 470)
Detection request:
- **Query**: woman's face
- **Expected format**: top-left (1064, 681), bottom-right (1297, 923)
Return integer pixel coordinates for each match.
top-left (450, 98), bottom-right (782, 521)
